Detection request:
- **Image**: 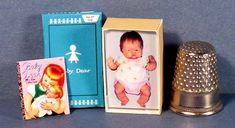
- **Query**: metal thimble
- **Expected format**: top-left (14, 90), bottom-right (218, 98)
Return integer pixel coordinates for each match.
top-left (170, 41), bottom-right (223, 116)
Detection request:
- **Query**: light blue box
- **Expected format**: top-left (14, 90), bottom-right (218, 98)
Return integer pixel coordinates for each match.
top-left (42, 11), bottom-right (104, 108)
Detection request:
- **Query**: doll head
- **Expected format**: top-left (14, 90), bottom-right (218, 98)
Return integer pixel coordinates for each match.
top-left (47, 85), bottom-right (63, 99)
top-left (40, 64), bottom-right (65, 89)
top-left (70, 44), bottom-right (77, 52)
top-left (120, 31), bottom-right (143, 59)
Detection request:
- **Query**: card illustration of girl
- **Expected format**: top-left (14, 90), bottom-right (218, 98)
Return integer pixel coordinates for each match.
top-left (17, 57), bottom-right (70, 120)
top-left (22, 63), bottom-right (69, 119)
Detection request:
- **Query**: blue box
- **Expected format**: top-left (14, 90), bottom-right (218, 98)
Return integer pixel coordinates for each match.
top-left (42, 11), bottom-right (104, 108)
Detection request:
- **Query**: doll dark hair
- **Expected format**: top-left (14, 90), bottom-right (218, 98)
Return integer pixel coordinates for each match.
top-left (120, 31), bottom-right (143, 51)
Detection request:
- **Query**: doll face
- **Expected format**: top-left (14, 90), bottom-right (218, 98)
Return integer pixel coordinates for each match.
top-left (46, 86), bottom-right (58, 98)
top-left (41, 74), bottom-right (58, 90)
top-left (121, 39), bottom-right (143, 59)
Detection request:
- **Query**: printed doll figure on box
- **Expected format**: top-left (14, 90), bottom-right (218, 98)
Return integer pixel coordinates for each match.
top-left (24, 64), bottom-right (66, 119)
top-left (107, 31), bottom-right (157, 107)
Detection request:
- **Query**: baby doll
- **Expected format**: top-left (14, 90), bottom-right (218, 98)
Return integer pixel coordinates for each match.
top-left (31, 85), bottom-right (63, 117)
top-left (107, 31), bottom-right (157, 107)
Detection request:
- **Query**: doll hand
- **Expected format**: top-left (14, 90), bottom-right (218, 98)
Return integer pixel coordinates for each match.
top-left (40, 101), bottom-right (53, 110)
top-left (107, 57), bottom-right (114, 65)
top-left (148, 55), bottom-right (157, 63)
top-left (25, 110), bottom-right (36, 119)
top-left (52, 100), bottom-right (61, 111)
top-left (107, 57), bottom-right (119, 70)
top-left (146, 55), bottom-right (157, 71)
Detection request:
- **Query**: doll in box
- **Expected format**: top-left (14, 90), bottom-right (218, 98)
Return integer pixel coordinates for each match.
top-left (31, 84), bottom-right (63, 117)
top-left (24, 64), bottom-right (65, 119)
top-left (107, 31), bottom-right (157, 107)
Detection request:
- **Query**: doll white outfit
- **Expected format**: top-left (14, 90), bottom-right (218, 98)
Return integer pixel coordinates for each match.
top-left (115, 56), bottom-right (150, 95)
top-left (31, 95), bottom-right (57, 117)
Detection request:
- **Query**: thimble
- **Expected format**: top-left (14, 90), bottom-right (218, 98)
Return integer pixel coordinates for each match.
top-left (170, 41), bottom-right (223, 116)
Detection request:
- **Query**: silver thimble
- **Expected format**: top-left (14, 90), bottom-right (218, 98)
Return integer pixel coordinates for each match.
top-left (170, 41), bottom-right (223, 116)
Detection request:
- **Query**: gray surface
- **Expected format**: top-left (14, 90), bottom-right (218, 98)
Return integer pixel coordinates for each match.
top-left (0, 0), bottom-right (234, 127)
top-left (0, 94), bottom-right (234, 128)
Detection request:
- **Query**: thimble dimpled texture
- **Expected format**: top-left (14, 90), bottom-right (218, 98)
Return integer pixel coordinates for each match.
top-left (173, 41), bottom-right (219, 93)
top-left (170, 41), bottom-right (223, 116)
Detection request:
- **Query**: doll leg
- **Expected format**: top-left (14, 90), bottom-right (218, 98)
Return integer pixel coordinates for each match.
top-left (137, 84), bottom-right (151, 107)
top-left (115, 82), bottom-right (129, 105)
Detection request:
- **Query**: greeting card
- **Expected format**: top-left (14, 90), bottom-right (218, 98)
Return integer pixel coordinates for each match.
top-left (16, 57), bottom-right (70, 120)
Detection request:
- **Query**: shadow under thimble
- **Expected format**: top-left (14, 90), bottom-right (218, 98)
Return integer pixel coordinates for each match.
top-left (170, 41), bottom-right (223, 116)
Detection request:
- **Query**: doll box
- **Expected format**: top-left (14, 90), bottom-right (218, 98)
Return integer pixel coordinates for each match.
top-left (16, 57), bottom-right (70, 120)
top-left (102, 18), bottom-right (164, 115)
top-left (42, 11), bottom-right (104, 108)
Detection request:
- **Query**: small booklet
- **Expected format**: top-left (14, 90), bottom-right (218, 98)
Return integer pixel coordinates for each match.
top-left (16, 57), bottom-right (70, 120)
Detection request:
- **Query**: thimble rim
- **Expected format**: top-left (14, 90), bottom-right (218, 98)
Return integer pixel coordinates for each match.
top-left (170, 100), bottom-right (223, 116)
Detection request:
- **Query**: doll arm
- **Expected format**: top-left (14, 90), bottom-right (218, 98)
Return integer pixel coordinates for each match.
top-left (40, 99), bottom-right (65, 114)
top-left (65, 52), bottom-right (71, 55)
top-left (52, 100), bottom-right (65, 114)
top-left (24, 93), bottom-right (36, 119)
top-left (107, 57), bottom-right (120, 70)
top-left (75, 52), bottom-right (82, 55)
top-left (146, 55), bottom-right (157, 71)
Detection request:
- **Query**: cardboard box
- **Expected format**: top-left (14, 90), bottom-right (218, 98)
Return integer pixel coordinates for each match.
top-left (42, 11), bottom-right (104, 108)
top-left (16, 57), bottom-right (70, 120)
top-left (102, 18), bottom-right (163, 114)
